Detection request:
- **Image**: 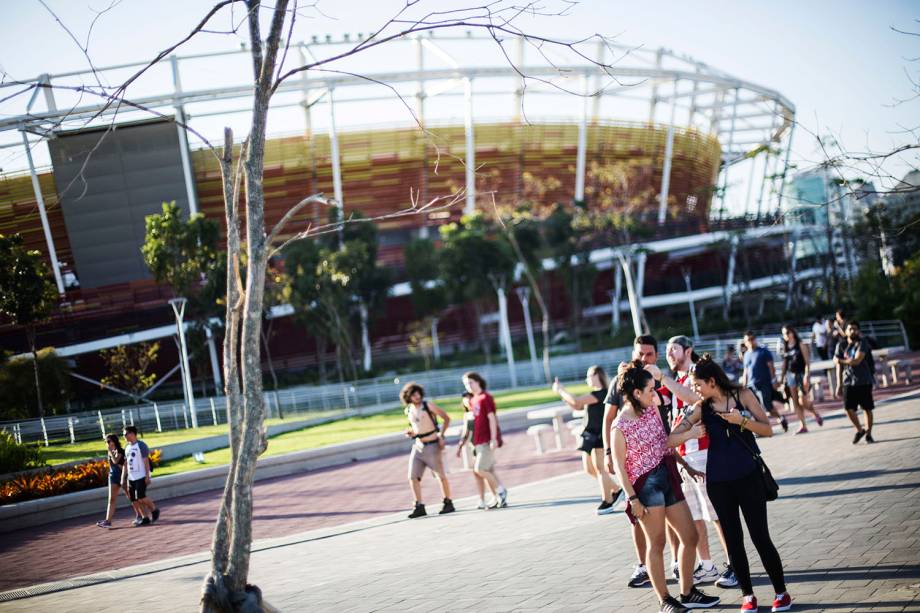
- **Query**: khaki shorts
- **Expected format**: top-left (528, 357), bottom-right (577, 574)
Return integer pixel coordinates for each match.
top-left (473, 443), bottom-right (496, 472)
top-left (408, 440), bottom-right (444, 480)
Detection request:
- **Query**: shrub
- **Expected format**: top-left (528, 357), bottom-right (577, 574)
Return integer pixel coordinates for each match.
top-left (0, 447), bottom-right (161, 506)
top-left (0, 431), bottom-right (45, 474)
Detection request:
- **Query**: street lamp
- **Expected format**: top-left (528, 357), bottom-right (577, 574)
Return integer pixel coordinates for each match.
top-left (169, 297), bottom-right (198, 428)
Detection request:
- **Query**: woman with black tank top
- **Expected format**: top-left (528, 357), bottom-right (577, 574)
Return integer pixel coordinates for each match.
top-left (668, 356), bottom-right (793, 612)
top-left (553, 365), bottom-right (623, 515)
top-left (780, 325), bottom-right (823, 435)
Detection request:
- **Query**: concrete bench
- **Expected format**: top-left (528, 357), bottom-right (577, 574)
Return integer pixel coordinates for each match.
top-left (526, 424), bottom-right (555, 454)
top-left (882, 360), bottom-right (912, 387)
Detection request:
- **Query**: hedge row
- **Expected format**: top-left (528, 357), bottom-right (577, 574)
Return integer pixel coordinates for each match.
top-left (0, 449), bottom-right (162, 506)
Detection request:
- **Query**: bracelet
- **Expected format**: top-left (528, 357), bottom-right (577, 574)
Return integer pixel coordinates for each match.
top-left (740, 417), bottom-right (748, 430)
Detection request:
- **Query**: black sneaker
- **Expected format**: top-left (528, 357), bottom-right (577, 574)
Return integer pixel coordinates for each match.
top-left (596, 500), bottom-right (615, 515)
top-left (628, 564), bottom-right (651, 588)
top-left (439, 499), bottom-right (455, 514)
top-left (715, 564), bottom-right (739, 588)
top-left (152, 508), bottom-right (160, 523)
top-left (865, 431), bottom-right (875, 444)
top-left (140, 517), bottom-right (151, 526)
top-left (680, 587), bottom-right (721, 609)
top-left (853, 429), bottom-right (867, 444)
top-left (780, 417), bottom-right (789, 433)
top-left (407, 503), bottom-right (427, 519)
top-left (660, 595), bottom-right (690, 613)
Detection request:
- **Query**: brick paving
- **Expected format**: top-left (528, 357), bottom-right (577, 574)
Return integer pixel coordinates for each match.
top-left (1, 363), bottom-right (918, 611)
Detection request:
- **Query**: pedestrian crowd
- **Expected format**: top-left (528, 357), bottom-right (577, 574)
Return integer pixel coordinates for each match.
top-left (92, 311), bottom-right (881, 613)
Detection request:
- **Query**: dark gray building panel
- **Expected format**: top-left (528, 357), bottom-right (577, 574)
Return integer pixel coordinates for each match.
top-left (49, 119), bottom-right (192, 289)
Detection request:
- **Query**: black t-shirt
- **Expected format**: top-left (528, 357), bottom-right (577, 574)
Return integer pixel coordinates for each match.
top-left (583, 389), bottom-right (606, 435)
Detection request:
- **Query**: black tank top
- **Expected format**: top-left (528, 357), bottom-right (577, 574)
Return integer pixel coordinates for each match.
top-left (583, 389), bottom-right (606, 435)
top-left (783, 340), bottom-right (806, 374)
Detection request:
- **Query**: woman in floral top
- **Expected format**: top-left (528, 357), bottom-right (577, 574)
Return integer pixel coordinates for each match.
top-left (611, 361), bottom-right (719, 613)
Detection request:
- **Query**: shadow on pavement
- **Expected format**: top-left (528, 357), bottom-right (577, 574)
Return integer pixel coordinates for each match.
top-left (777, 466), bottom-right (920, 486)
top-left (780, 482), bottom-right (920, 499)
top-left (783, 564), bottom-right (920, 582)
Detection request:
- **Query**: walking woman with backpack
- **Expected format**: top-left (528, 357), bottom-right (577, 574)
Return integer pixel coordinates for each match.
top-left (668, 356), bottom-right (793, 612)
top-left (611, 361), bottom-right (720, 613)
top-left (779, 325), bottom-right (823, 434)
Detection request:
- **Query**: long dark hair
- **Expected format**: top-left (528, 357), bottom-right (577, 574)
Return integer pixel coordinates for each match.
top-left (692, 354), bottom-right (743, 396)
top-left (105, 433), bottom-right (124, 462)
top-left (616, 360), bottom-right (654, 415)
top-left (587, 365), bottom-right (609, 391)
top-left (782, 325), bottom-right (800, 346)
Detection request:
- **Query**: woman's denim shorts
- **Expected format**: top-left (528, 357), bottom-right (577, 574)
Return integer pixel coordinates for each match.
top-left (637, 463), bottom-right (681, 508)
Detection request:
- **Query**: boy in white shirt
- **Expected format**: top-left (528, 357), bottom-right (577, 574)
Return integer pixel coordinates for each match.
top-left (122, 426), bottom-right (160, 527)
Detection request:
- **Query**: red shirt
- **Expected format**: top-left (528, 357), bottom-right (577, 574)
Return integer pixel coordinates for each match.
top-left (669, 373), bottom-right (710, 455)
top-left (471, 392), bottom-right (502, 446)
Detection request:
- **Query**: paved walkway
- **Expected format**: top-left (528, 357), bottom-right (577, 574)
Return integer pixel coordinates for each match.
top-left (1, 385), bottom-right (919, 611)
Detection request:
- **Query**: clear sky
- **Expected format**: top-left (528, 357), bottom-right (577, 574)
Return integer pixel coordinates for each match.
top-left (1, 0), bottom-right (917, 213)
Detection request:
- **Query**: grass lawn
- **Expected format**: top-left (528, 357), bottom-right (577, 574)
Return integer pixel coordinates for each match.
top-left (38, 383), bottom-right (590, 473)
top-left (155, 384), bottom-right (590, 477)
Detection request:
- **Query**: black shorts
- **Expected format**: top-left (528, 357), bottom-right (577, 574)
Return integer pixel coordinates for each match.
top-left (844, 385), bottom-right (874, 413)
top-left (128, 478), bottom-right (148, 501)
top-left (578, 430), bottom-right (604, 453)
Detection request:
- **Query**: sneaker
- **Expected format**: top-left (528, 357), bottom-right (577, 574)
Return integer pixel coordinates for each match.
top-left (794, 426), bottom-right (808, 435)
top-left (692, 563), bottom-right (720, 585)
top-left (680, 587), bottom-right (721, 609)
top-left (498, 488), bottom-right (508, 508)
top-left (596, 500), bottom-right (616, 515)
top-left (771, 592), bottom-right (793, 612)
top-left (715, 565), bottom-right (739, 588)
top-left (780, 417), bottom-right (788, 433)
top-left (439, 498), bottom-right (455, 515)
top-left (672, 563), bottom-right (680, 581)
top-left (611, 488), bottom-right (625, 507)
top-left (865, 432), bottom-right (875, 444)
top-left (853, 429), bottom-right (867, 444)
top-left (152, 508), bottom-right (160, 523)
top-left (814, 412), bottom-right (824, 427)
top-left (95, 520), bottom-right (111, 529)
top-left (132, 517), bottom-right (143, 527)
top-left (628, 564), bottom-right (651, 588)
top-left (660, 595), bottom-right (691, 613)
top-left (476, 500), bottom-right (487, 510)
top-left (740, 595), bottom-right (758, 611)
top-left (407, 503), bottom-right (427, 519)
top-left (140, 517), bottom-right (151, 526)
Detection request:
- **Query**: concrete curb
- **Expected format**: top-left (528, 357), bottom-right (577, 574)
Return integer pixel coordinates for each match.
top-left (0, 402), bottom-right (560, 533)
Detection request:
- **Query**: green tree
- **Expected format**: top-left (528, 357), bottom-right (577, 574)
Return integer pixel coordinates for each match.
top-left (0, 348), bottom-right (71, 420)
top-left (439, 213), bottom-right (516, 361)
top-left (141, 201), bottom-right (226, 394)
top-left (100, 342), bottom-right (160, 404)
top-left (404, 238), bottom-right (448, 362)
top-left (0, 234), bottom-right (59, 419)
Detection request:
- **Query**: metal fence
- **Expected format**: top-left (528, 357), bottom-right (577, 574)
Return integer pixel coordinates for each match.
top-left (2, 319), bottom-right (909, 447)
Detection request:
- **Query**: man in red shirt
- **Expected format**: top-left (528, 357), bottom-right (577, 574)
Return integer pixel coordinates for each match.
top-left (463, 371), bottom-right (508, 509)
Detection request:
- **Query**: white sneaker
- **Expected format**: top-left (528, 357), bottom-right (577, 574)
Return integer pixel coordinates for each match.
top-left (692, 563), bottom-right (720, 585)
top-left (476, 500), bottom-right (487, 510)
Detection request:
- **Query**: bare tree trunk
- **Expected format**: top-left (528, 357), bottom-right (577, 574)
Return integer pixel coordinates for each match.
top-left (27, 327), bottom-right (45, 418)
top-left (504, 228), bottom-right (551, 382)
top-left (260, 320), bottom-right (283, 419)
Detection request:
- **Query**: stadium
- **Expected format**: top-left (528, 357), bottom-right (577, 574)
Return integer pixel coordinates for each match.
top-left (0, 33), bottom-right (805, 403)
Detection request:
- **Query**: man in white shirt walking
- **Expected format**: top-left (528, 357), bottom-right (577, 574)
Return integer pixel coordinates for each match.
top-left (122, 426), bottom-right (159, 527)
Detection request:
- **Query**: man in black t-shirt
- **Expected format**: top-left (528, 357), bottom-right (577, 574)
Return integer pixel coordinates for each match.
top-left (834, 320), bottom-right (876, 444)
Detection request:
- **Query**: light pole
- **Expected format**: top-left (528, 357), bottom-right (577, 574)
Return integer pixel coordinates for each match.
top-left (515, 286), bottom-right (539, 382)
top-left (169, 298), bottom-right (198, 428)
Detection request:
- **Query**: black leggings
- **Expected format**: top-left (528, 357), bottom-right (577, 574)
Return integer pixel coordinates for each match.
top-left (707, 471), bottom-right (786, 595)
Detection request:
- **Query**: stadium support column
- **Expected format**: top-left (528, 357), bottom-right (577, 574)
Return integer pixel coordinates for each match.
top-left (20, 129), bottom-right (64, 294)
top-left (205, 325), bottom-right (222, 393)
top-left (170, 55), bottom-right (198, 216)
top-left (682, 267), bottom-right (701, 341)
top-left (785, 226), bottom-right (800, 310)
top-left (497, 285), bottom-right (517, 388)
top-left (515, 286), bottom-right (539, 382)
top-left (657, 79), bottom-right (678, 225)
top-left (718, 88), bottom-right (740, 222)
top-left (723, 234), bottom-right (739, 320)
top-left (575, 74), bottom-right (589, 203)
top-left (328, 86), bottom-right (345, 224)
top-left (610, 264), bottom-right (623, 334)
top-left (513, 36), bottom-right (525, 122)
top-left (617, 252), bottom-right (644, 338)
top-left (169, 298), bottom-right (198, 429)
top-left (648, 48), bottom-right (663, 123)
top-left (464, 77), bottom-right (476, 216)
top-left (775, 118), bottom-right (795, 216)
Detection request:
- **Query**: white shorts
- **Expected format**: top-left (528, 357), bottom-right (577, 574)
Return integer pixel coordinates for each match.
top-left (680, 451), bottom-right (717, 522)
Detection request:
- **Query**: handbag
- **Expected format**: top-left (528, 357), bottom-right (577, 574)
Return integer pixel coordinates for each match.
top-left (727, 393), bottom-right (779, 501)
